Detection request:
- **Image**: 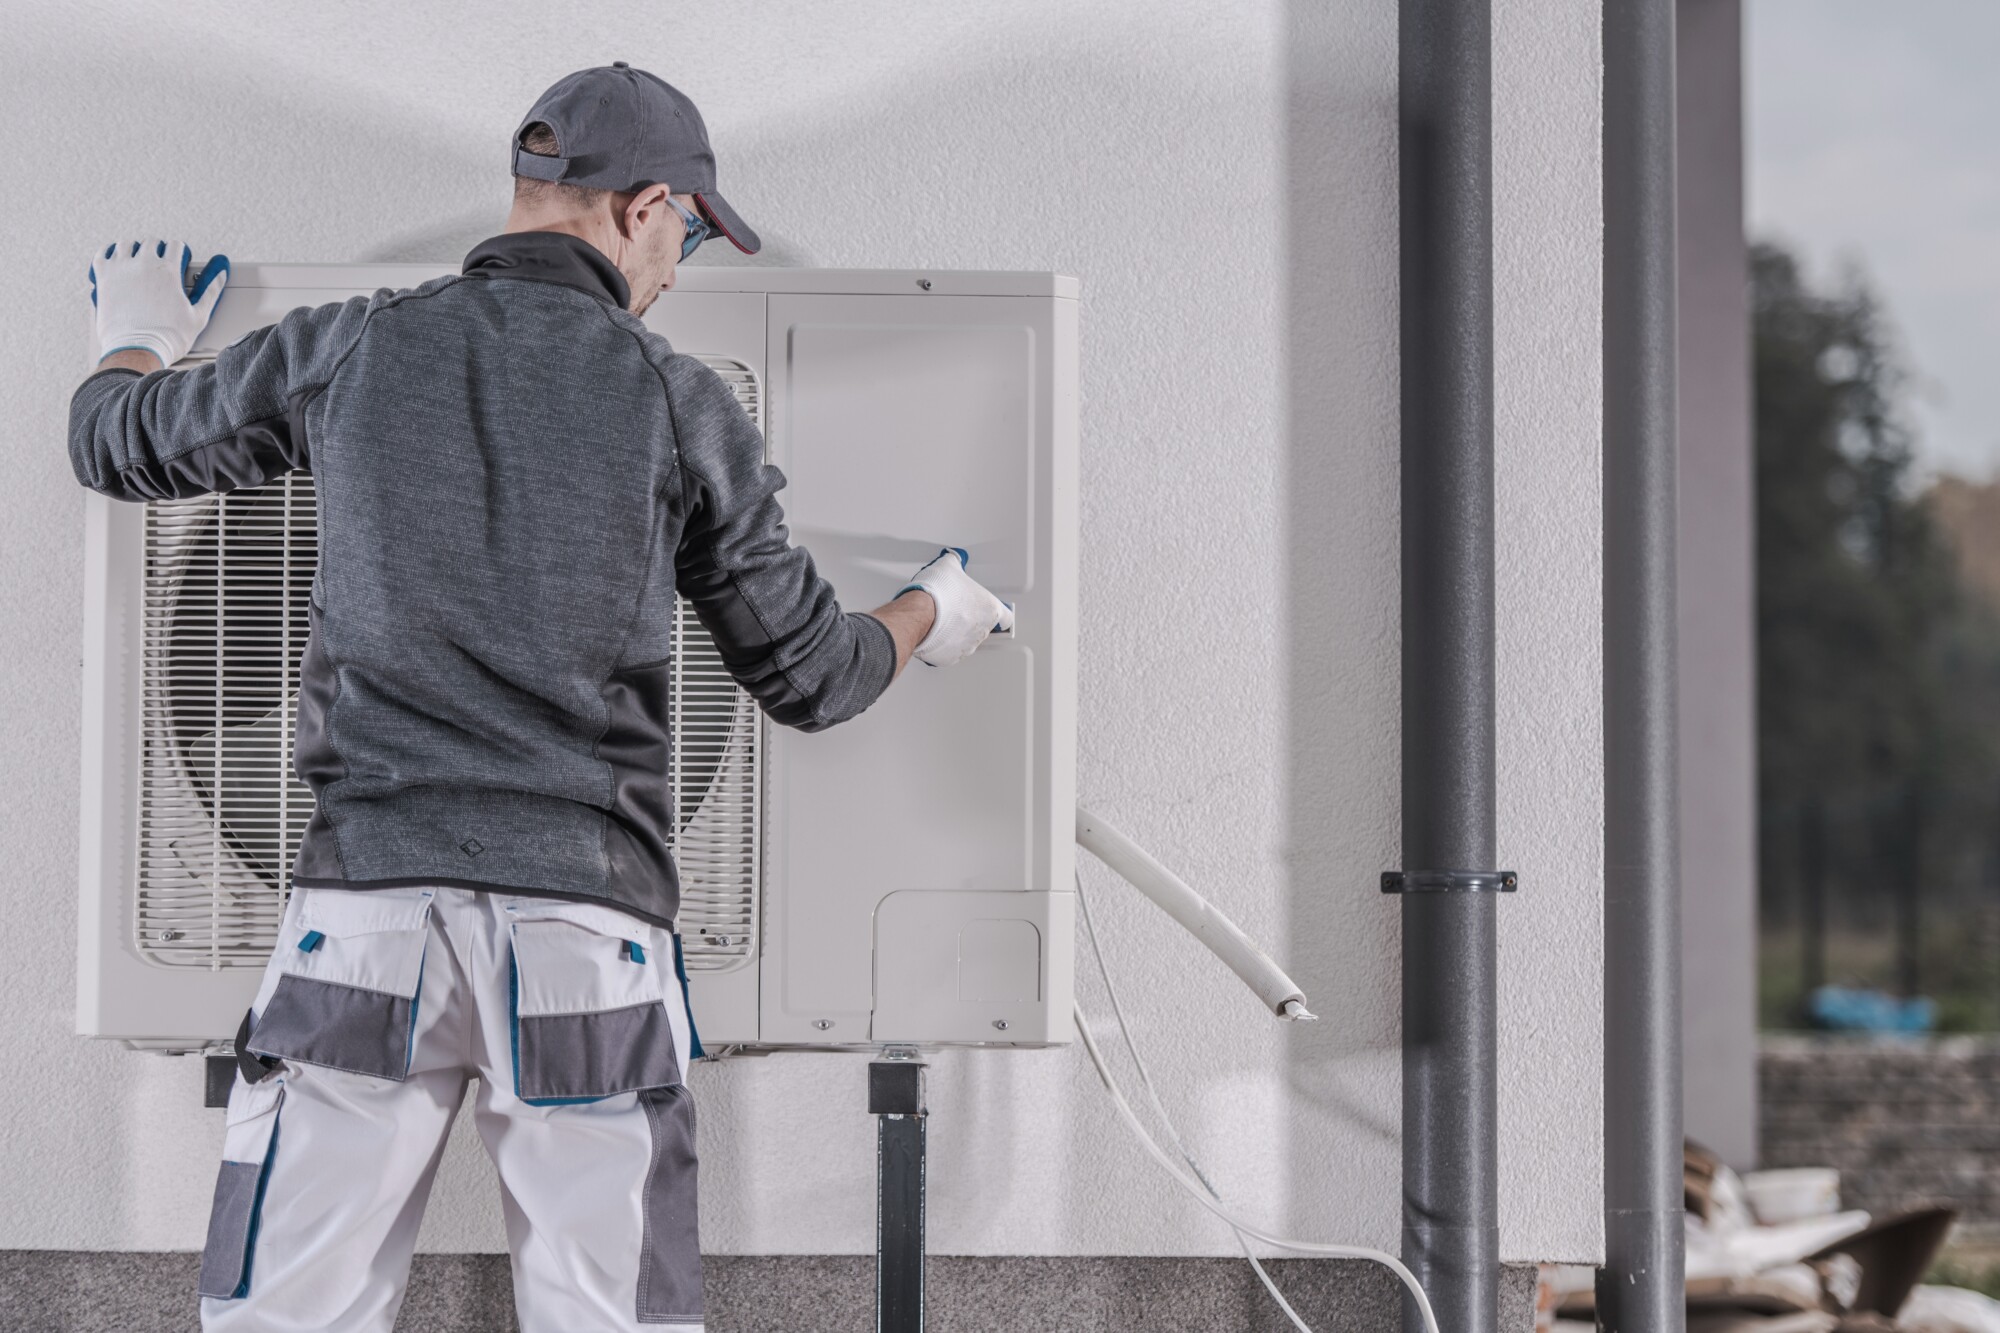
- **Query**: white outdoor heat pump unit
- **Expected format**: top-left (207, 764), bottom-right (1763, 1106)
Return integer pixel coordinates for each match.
top-left (77, 262), bottom-right (1078, 1055)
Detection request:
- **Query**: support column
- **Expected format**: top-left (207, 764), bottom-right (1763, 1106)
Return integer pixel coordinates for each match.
top-left (871, 1053), bottom-right (928, 1333)
top-left (1675, 0), bottom-right (1756, 1170)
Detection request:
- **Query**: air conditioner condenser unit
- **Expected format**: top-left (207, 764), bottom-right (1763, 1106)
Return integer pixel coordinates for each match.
top-left (76, 263), bottom-right (1078, 1054)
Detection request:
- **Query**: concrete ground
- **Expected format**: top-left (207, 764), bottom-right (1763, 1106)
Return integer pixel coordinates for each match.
top-left (0, 1253), bottom-right (1541, 1331)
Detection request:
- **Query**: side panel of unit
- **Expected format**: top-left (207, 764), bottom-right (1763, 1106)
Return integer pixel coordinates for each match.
top-left (77, 489), bottom-right (150, 1038)
top-left (758, 293), bottom-right (1077, 1047)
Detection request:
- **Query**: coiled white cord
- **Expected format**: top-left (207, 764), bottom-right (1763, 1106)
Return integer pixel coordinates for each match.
top-left (1073, 872), bottom-right (1442, 1333)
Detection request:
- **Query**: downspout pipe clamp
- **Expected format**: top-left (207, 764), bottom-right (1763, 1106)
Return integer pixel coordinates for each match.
top-left (1381, 870), bottom-right (1519, 894)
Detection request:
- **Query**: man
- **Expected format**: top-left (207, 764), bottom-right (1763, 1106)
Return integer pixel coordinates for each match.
top-left (70, 64), bottom-right (1009, 1332)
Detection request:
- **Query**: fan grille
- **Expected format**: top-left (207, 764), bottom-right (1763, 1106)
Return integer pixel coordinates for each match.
top-left (134, 355), bottom-right (764, 972)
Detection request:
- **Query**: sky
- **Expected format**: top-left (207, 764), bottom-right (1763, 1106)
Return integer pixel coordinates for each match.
top-left (1749, 0), bottom-right (2000, 482)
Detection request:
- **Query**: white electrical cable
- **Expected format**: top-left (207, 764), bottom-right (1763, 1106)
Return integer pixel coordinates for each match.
top-left (1074, 875), bottom-right (1318, 1332)
top-left (1072, 1004), bottom-right (1443, 1333)
top-left (1070, 872), bottom-right (1443, 1333)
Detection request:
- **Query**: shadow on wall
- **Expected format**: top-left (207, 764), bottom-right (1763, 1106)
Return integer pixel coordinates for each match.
top-left (1281, 0), bottom-right (1404, 1221)
top-left (26, 9), bottom-right (823, 275)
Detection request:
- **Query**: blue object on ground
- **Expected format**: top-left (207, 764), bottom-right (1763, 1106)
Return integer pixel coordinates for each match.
top-left (1808, 984), bottom-right (1935, 1034)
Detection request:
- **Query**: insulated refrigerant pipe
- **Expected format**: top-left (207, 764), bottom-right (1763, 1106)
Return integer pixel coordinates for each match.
top-left (1600, 1), bottom-right (1686, 1330)
top-left (1075, 807), bottom-right (1317, 1022)
top-left (1397, 0), bottom-right (1501, 1330)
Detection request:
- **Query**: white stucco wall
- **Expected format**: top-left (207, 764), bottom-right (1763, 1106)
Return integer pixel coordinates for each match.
top-left (0, 0), bottom-right (1601, 1264)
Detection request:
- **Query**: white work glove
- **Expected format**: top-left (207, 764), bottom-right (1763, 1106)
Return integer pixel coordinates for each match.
top-left (900, 548), bottom-right (1014, 667)
top-left (89, 241), bottom-right (230, 367)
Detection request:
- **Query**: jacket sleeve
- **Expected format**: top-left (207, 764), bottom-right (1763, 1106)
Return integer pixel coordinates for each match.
top-left (68, 294), bottom-right (376, 502)
top-left (663, 352), bottom-right (896, 732)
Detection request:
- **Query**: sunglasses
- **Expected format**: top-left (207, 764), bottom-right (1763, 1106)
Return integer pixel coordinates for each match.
top-left (669, 197), bottom-right (712, 262)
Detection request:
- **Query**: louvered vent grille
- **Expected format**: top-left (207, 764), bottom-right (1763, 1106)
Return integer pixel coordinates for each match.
top-left (135, 353), bottom-right (764, 972)
top-left (138, 470), bottom-right (314, 967)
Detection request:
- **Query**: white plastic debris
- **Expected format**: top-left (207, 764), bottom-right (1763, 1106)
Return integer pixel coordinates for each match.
top-left (1685, 1158), bottom-right (1870, 1283)
top-left (1899, 1285), bottom-right (2000, 1333)
top-left (1686, 1207), bottom-right (1873, 1282)
top-left (1741, 1168), bottom-right (1842, 1226)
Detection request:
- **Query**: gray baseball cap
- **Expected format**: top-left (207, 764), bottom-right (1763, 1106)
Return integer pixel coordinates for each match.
top-left (512, 63), bottom-right (761, 255)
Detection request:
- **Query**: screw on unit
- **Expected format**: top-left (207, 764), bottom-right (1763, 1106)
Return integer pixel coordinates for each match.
top-left (991, 1019), bottom-right (1009, 1031)
top-left (157, 929), bottom-right (181, 942)
top-left (812, 1019), bottom-right (835, 1031)
top-left (917, 278), bottom-right (932, 291)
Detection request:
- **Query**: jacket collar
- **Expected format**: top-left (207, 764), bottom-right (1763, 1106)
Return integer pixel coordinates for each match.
top-left (461, 231), bottom-right (632, 311)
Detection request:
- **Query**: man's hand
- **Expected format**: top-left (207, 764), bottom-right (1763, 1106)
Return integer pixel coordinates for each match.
top-left (89, 241), bottom-right (229, 369)
top-left (896, 548), bottom-right (1014, 668)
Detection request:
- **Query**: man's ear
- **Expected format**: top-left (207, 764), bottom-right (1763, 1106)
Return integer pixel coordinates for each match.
top-left (621, 185), bottom-right (672, 240)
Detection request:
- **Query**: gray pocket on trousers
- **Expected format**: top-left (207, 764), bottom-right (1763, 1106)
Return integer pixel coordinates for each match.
top-left (517, 1000), bottom-right (683, 1102)
top-left (197, 1162), bottom-right (267, 1300)
top-left (507, 903), bottom-right (685, 1103)
top-left (198, 1080), bottom-right (284, 1301)
top-left (637, 1083), bottom-right (703, 1324)
top-left (250, 972), bottom-right (420, 1081)
top-left (247, 886), bottom-right (433, 1080)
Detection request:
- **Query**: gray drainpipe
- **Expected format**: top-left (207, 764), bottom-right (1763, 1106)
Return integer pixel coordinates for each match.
top-left (1393, 1), bottom-right (1502, 1330)
top-left (1600, 1), bottom-right (1686, 1331)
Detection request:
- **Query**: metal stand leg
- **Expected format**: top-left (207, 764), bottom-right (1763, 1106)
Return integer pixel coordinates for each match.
top-left (871, 1049), bottom-right (927, 1333)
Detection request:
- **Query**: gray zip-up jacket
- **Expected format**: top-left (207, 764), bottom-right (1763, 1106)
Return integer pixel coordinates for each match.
top-left (70, 232), bottom-right (895, 926)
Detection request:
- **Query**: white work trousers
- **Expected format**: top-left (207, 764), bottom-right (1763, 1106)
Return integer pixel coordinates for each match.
top-left (197, 885), bottom-right (703, 1332)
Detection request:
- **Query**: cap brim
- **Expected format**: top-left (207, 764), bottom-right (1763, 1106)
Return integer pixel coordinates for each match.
top-left (694, 192), bottom-right (762, 255)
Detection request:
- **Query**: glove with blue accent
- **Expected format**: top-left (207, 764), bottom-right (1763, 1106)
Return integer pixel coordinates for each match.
top-left (89, 240), bottom-right (230, 367)
top-left (900, 548), bottom-right (1014, 667)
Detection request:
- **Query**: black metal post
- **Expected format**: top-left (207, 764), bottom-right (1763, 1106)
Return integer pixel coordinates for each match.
top-left (1898, 781), bottom-right (1923, 998)
top-left (1398, 0), bottom-right (1499, 1330)
top-left (1801, 796), bottom-right (1826, 1004)
top-left (871, 1055), bottom-right (928, 1333)
top-left (1602, 1), bottom-right (1685, 1329)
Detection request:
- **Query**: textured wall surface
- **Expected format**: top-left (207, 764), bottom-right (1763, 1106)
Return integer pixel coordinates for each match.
top-left (0, 0), bottom-right (1603, 1266)
top-left (1762, 1037), bottom-right (2000, 1228)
